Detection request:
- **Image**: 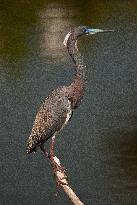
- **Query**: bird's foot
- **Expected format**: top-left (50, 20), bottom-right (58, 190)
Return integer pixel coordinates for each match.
top-left (54, 163), bottom-right (66, 174)
top-left (49, 157), bottom-right (68, 186)
top-left (55, 166), bottom-right (68, 186)
top-left (56, 177), bottom-right (69, 187)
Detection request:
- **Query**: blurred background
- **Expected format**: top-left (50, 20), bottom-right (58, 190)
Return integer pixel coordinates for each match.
top-left (0, 1), bottom-right (137, 204)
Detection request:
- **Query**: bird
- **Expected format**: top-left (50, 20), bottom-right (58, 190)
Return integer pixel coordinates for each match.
top-left (27, 26), bottom-right (113, 154)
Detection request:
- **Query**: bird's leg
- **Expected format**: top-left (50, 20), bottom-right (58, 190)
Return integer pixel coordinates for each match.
top-left (48, 136), bottom-right (68, 187)
top-left (49, 135), bottom-right (56, 159)
top-left (40, 138), bottom-right (68, 189)
top-left (40, 144), bottom-right (49, 158)
top-left (48, 136), bottom-right (58, 162)
top-left (40, 136), bottom-right (56, 159)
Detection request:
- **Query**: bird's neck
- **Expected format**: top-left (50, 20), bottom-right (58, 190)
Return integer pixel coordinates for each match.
top-left (66, 33), bottom-right (86, 81)
top-left (64, 31), bottom-right (87, 108)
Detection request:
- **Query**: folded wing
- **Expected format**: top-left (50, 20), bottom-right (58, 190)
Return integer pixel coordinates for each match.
top-left (27, 93), bottom-right (72, 153)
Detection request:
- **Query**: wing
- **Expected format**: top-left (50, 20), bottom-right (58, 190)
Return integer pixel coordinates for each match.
top-left (27, 93), bottom-right (72, 153)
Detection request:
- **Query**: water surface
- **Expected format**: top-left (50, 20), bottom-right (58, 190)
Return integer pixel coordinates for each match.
top-left (0, 1), bottom-right (137, 205)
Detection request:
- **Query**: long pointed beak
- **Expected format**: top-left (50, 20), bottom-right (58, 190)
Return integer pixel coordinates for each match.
top-left (87, 28), bottom-right (114, 35)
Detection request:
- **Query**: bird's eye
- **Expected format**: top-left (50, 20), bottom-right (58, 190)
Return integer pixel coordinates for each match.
top-left (84, 28), bottom-right (87, 33)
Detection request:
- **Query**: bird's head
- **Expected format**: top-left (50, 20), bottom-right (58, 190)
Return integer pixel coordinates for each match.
top-left (63, 25), bottom-right (114, 46)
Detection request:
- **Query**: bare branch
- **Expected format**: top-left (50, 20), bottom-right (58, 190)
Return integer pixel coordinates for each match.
top-left (52, 156), bottom-right (85, 205)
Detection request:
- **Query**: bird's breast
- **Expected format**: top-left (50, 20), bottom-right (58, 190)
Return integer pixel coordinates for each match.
top-left (68, 78), bottom-right (85, 109)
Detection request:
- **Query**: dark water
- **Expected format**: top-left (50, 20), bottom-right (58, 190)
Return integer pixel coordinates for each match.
top-left (0, 1), bottom-right (137, 204)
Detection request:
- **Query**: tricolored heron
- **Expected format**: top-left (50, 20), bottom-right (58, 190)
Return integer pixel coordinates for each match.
top-left (27, 26), bottom-right (113, 154)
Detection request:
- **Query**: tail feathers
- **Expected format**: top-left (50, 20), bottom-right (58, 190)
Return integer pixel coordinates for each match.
top-left (27, 134), bottom-right (38, 154)
top-left (27, 145), bottom-right (37, 154)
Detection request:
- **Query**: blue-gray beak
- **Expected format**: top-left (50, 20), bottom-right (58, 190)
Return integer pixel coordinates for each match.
top-left (86, 28), bottom-right (114, 35)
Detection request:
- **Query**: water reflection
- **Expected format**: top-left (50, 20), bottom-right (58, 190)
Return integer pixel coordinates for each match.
top-left (38, 3), bottom-right (74, 58)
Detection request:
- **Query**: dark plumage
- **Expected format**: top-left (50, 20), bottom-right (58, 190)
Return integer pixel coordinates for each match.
top-left (27, 26), bottom-right (113, 153)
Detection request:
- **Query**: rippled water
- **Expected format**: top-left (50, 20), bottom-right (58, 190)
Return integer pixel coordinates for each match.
top-left (0, 1), bottom-right (137, 204)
